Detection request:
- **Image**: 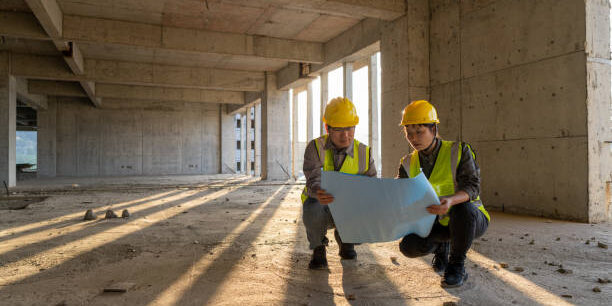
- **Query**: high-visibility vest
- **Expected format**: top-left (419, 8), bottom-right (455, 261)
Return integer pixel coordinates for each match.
top-left (301, 135), bottom-right (370, 203)
top-left (400, 140), bottom-right (490, 226)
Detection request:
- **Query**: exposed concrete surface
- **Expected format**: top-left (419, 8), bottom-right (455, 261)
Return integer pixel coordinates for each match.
top-left (261, 73), bottom-right (291, 180)
top-left (0, 52), bottom-right (17, 187)
top-left (380, 1), bottom-right (430, 177)
top-left (37, 96), bottom-right (57, 177)
top-left (0, 176), bottom-right (609, 305)
top-left (42, 98), bottom-right (221, 177)
top-left (220, 105), bottom-right (237, 174)
top-left (585, 0), bottom-right (612, 223)
top-left (427, 0), bottom-right (604, 222)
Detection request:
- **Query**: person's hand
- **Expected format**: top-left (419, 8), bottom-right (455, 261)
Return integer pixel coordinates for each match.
top-left (316, 188), bottom-right (334, 205)
top-left (426, 196), bottom-right (452, 215)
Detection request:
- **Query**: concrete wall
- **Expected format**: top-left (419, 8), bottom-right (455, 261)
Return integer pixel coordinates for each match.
top-left (220, 105), bottom-right (237, 174)
top-left (586, 0), bottom-right (612, 222)
top-left (0, 52), bottom-right (16, 187)
top-left (38, 97), bottom-right (222, 177)
top-left (429, 0), bottom-right (592, 221)
top-left (380, 1), bottom-right (430, 177)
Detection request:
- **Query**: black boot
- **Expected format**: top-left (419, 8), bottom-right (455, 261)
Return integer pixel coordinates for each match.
top-left (432, 242), bottom-right (449, 274)
top-left (334, 230), bottom-right (357, 260)
top-left (442, 262), bottom-right (468, 288)
top-left (308, 245), bottom-right (328, 270)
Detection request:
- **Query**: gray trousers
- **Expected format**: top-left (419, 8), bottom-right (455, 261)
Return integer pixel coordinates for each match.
top-left (302, 197), bottom-right (336, 250)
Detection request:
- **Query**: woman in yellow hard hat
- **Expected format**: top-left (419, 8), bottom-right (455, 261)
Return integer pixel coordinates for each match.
top-left (301, 97), bottom-right (377, 270)
top-left (396, 100), bottom-right (490, 287)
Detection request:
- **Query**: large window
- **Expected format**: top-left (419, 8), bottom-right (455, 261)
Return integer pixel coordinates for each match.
top-left (16, 131), bottom-right (37, 170)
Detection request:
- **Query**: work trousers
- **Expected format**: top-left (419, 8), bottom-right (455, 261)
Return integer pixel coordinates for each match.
top-left (399, 201), bottom-right (489, 264)
top-left (302, 197), bottom-right (336, 250)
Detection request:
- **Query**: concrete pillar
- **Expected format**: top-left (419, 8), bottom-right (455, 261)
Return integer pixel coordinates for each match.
top-left (261, 72), bottom-right (291, 180)
top-left (220, 105), bottom-right (236, 174)
top-left (343, 62), bottom-right (353, 101)
top-left (320, 71), bottom-right (328, 133)
top-left (306, 81), bottom-right (314, 141)
top-left (246, 108), bottom-right (252, 176)
top-left (0, 52), bottom-right (16, 187)
top-left (37, 96), bottom-right (57, 177)
top-left (380, 1), bottom-right (429, 177)
top-left (240, 112), bottom-right (246, 173)
top-left (369, 54), bottom-right (381, 175)
top-left (292, 90), bottom-right (299, 178)
top-left (254, 103), bottom-right (261, 177)
top-left (585, 0), bottom-right (612, 222)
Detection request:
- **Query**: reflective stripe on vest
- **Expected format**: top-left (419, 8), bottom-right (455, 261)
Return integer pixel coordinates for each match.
top-left (301, 135), bottom-right (369, 203)
top-left (400, 140), bottom-right (490, 226)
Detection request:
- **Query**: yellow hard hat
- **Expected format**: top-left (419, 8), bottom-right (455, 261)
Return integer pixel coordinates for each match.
top-left (399, 100), bottom-right (440, 126)
top-left (323, 97), bottom-right (359, 127)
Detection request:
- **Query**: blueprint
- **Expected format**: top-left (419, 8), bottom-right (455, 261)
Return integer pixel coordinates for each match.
top-left (321, 171), bottom-right (439, 243)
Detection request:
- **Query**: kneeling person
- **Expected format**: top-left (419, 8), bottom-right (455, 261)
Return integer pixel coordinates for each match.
top-left (301, 97), bottom-right (377, 270)
top-left (397, 100), bottom-right (490, 287)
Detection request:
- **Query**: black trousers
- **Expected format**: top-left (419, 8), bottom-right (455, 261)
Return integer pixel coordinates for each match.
top-left (399, 201), bottom-right (489, 264)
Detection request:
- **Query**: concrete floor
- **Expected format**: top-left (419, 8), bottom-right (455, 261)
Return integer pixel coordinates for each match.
top-left (0, 175), bottom-right (610, 305)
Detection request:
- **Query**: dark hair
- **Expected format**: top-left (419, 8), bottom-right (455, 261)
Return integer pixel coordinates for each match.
top-left (406, 123), bottom-right (436, 131)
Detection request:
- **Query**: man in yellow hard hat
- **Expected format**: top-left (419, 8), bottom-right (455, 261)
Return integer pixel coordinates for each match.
top-left (396, 100), bottom-right (490, 287)
top-left (301, 97), bottom-right (377, 270)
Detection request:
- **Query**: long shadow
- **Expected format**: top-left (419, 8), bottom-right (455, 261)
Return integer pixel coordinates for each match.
top-left (0, 189), bottom-right (184, 244)
top-left (340, 245), bottom-right (408, 305)
top-left (282, 215), bottom-right (335, 305)
top-left (170, 185), bottom-right (292, 305)
top-left (0, 181), bottom-right (279, 304)
top-left (0, 188), bottom-right (218, 266)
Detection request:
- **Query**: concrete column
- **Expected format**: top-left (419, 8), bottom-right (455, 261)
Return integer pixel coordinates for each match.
top-left (368, 54), bottom-right (381, 175)
top-left (343, 62), bottom-right (353, 100)
top-left (240, 112), bottom-right (247, 173)
top-left (380, 1), bottom-right (429, 177)
top-left (0, 52), bottom-right (16, 187)
top-left (306, 81), bottom-right (314, 141)
top-left (292, 90), bottom-right (299, 178)
top-left (37, 96), bottom-right (57, 177)
top-left (245, 108), bottom-right (252, 175)
top-left (261, 72), bottom-right (291, 180)
top-left (320, 71), bottom-right (328, 133)
top-left (254, 103), bottom-right (261, 177)
top-left (219, 105), bottom-right (236, 174)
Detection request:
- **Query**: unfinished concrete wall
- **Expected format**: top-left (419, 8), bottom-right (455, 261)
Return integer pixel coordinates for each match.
top-left (0, 52), bottom-right (16, 187)
top-left (429, 0), bottom-right (593, 221)
top-left (220, 105), bottom-right (237, 174)
top-left (37, 96), bottom-right (57, 177)
top-left (43, 98), bottom-right (221, 177)
top-left (586, 0), bottom-right (612, 222)
top-left (262, 73), bottom-right (291, 180)
top-left (380, 1), bottom-right (430, 177)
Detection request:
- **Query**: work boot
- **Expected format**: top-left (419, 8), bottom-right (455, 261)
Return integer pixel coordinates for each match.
top-left (442, 262), bottom-right (468, 288)
top-left (334, 230), bottom-right (357, 260)
top-left (308, 246), bottom-right (328, 270)
top-left (432, 242), bottom-right (449, 274)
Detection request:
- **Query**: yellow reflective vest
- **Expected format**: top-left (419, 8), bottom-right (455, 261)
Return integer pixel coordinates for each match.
top-left (301, 135), bottom-right (370, 203)
top-left (400, 140), bottom-right (490, 226)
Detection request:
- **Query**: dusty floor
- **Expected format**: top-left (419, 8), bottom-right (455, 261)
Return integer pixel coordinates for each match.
top-left (0, 175), bottom-right (610, 305)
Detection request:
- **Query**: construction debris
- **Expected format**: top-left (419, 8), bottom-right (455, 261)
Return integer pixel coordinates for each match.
top-left (597, 242), bottom-right (608, 249)
top-left (83, 209), bottom-right (96, 221)
top-left (103, 282), bottom-right (136, 293)
top-left (514, 267), bottom-right (525, 272)
top-left (597, 278), bottom-right (611, 284)
top-left (557, 268), bottom-right (572, 274)
top-left (500, 263), bottom-right (509, 268)
top-left (121, 209), bottom-right (130, 218)
top-left (593, 287), bottom-right (601, 293)
top-left (105, 210), bottom-right (118, 219)
top-left (560, 294), bottom-right (572, 298)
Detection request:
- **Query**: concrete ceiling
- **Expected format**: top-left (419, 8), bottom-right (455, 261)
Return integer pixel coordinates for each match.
top-left (1, 0), bottom-right (402, 107)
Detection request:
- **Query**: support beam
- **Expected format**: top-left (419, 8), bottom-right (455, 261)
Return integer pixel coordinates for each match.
top-left (343, 62), bottom-right (353, 100)
top-left (0, 11), bottom-right (48, 40)
top-left (23, 0), bottom-right (99, 106)
top-left (29, 80), bottom-right (86, 97)
top-left (11, 54), bottom-right (265, 91)
top-left (277, 18), bottom-right (384, 90)
top-left (246, 107), bottom-right (253, 176)
top-left (60, 15), bottom-right (323, 64)
top-left (240, 113), bottom-right (247, 173)
top-left (261, 73), bottom-right (291, 180)
top-left (254, 103), bottom-right (262, 177)
top-left (16, 77), bottom-right (47, 110)
top-left (226, 0), bottom-right (405, 20)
